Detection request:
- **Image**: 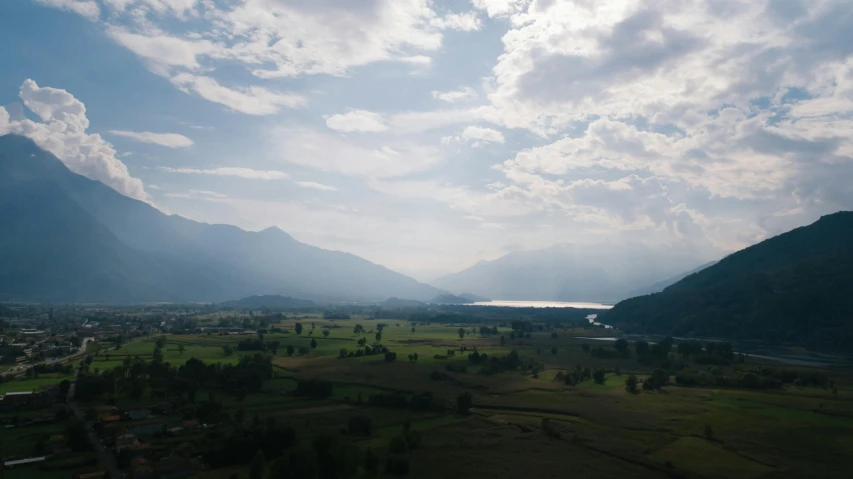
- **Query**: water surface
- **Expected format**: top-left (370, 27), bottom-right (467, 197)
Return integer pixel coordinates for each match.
top-left (470, 300), bottom-right (613, 309)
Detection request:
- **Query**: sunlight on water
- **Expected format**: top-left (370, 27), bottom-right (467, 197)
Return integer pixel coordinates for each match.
top-left (470, 300), bottom-right (614, 309)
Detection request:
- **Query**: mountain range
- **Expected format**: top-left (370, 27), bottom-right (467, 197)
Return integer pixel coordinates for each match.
top-left (0, 134), bottom-right (443, 303)
top-left (432, 244), bottom-right (713, 304)
top-left (604, 212), bottom-right (853, 350)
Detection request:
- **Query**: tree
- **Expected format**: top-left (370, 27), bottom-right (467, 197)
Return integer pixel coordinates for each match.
top-left (363, 449), bottom-right (379, 474)
top-left (625, 374), bottom-right (639, 393)
top-left (295, 323), bottom-right (303, 335)
top-left (249, 451), bottom-right (265, 479)
top-left (593, 369), bottom-right (606, 384)
top-left (156, 336), bottom-right (168, 349)
top-left (286, 344), bottom-right (295, 356)
top-left (413, 352), bottom-right (418, 361)
top-left (704, 425), bottom-right (714, 441)
top-left (582, 343), bottom-right (590, 352)
top-left (310, 338), bottom-right (318, 349)
top-left (223, 345), bottom-right (234, 356)
top-left (500, 335), bottom-right (506, 346)
top-left (268, 341), bottom-right (280, 355)
top-left (551, 332), bottom-right (558, 339)
top-left (411, 326), bottom-right (415, 334)
top-left (551, 347), bottom-right (557, 355)
top-left (457, 392), bottom-right (473, 414)
top-left (643, 369), bottom-right (670, 391)
top-left (458, 327), bottom-right (465, 340)
top-left (635, 340), bottom-right (650, 357)
top-left (384, 351), bottom-right (397, 362)
top-left (353, 324), bottom-right (365, 334)
top-left (178, 344), bottom-right (185, 356)
top-left (322, 330), bottom-right (330, 338)
top-left (375, 332), bottom-right (382, 343)
top-left (614, 338), bottom-right (629, 356)
top-left (58, 379), bottom-right (71, 401)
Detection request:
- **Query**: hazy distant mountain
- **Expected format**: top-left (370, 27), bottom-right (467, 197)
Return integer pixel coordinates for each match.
top-left (430, 293), bottom-right (477, 304)
top-left (622, 261), bottom-right (718, 298)
top-left (0, 134), bottom-right (443, 303)
top-left (381, 297), bottom-right (426, 308)
top-left (432, 244), bottom-right (707, 303)
top-left (604, 212), bottom-right (853, 350)
top-left (220, 295), bottom-right (316, 309)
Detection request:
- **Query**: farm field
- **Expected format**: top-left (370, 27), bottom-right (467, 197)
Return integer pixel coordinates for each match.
top-left (75, 314), bottom-right (853, 479)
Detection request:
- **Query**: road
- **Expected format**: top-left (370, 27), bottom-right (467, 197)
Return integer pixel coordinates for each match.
top-left (67, 351), bottom-right (125, 479)
top-left (2, 337), bottom-right (94, 377)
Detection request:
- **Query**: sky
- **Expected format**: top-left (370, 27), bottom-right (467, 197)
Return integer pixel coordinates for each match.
top-left (0, 0), bottom-right (852, 282)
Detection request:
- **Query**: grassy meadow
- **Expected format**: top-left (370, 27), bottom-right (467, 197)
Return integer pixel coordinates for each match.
top-left (79, 314), bottom-right (853, 479)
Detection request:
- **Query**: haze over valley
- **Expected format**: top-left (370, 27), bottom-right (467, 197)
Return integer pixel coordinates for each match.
top-left (2, 1), bottom-right (853, 479)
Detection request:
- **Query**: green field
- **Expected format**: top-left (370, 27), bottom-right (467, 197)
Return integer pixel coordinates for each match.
top-left (0, 374), bottom-right (70, 394)
top-left (74, 315), bottom-right (853, 479)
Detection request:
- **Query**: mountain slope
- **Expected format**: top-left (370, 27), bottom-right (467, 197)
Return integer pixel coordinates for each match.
top-left (603, 212), bottom-right (853, 350)
top-left (622, 261), bottom-right (717, 298)
top-left (432, 244), bottom-right (704, 303)
top-left (0, 134), bottom-right (442, 303)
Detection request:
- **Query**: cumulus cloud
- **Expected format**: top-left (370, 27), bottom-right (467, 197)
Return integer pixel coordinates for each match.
top-left (40, 0), bottom-right (484, 112)
top-left (431, 86), bottom-right (478, 103)
top-left (431, 12), bottom-right (482, 31)
top-left (325, 110), bottom-right (388, 133)
top-left (160, 167), bottom-right (290, 180)
top-left (2, 79), bottom-right (147, 200)
top-left (108, 130), bottom-right (193, 148)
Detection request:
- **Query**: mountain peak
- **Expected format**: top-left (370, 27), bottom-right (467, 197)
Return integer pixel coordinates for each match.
top-left (259, 226), bottom-right (295, 241)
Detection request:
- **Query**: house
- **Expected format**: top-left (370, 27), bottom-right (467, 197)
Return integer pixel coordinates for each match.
top-left (49, 434), bottom-right (65, 451)
top-left (152, 402), bottom-right (173, 415)
top-left (116, 436), bottom-right (140, 452)
top-left (127, 408), bottom-right (151, 420)
top-left (123, 443), bottom-right (153, 461)
top-left (101, 415), bottom-right (121, 424)
top-left (181, 419), bottom-right (199, 429)
top-left (74, 467), bottom-right (106, 479)
top-left (93, 404), bottom-right (119, 419)
top-left (131, 420), bottom-right (167, 436)
top-left (131, 457), bottom-right (154, 479)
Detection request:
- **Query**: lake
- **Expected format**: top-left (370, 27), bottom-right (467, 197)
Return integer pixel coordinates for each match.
top-left (469, 300), bottom-right (614, 309)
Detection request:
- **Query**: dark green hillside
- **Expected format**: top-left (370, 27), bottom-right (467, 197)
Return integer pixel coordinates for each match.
top-left (604, 212), bottom-right (853, 350)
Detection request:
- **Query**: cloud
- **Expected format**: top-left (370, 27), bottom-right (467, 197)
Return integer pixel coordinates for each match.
top-left (431, 12), bottom-right (482, 31)
top-left (325, 110), bottom-right (388, 133)
top-left (431, 86), bottom-right (478, 103)
top-left (461, 126), bottom-right (505, 144)
top-left (106, 27), bottom-right (216, 73)
top-left (34, 0), bottom-right (99, 20)
top-left (170, 74), bottom-right (306, 115)
top-left (297, 181), bottom-right (339, 191)
top-left (108, 130), bottom-right (193, 148)
top-left (471, 0), bottom-right (528, 18)
top-left (274, 128), bottom-right (443, 178)
top-left (160, 167), bottom-right (290, 180)
top-left (2, 79), bottom-right (147, 200)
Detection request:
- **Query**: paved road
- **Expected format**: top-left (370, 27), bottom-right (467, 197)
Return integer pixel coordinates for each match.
top-left (68, 354), bottom-right (125, 479)
top-left (2, 337), bottom-right (94, 378)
